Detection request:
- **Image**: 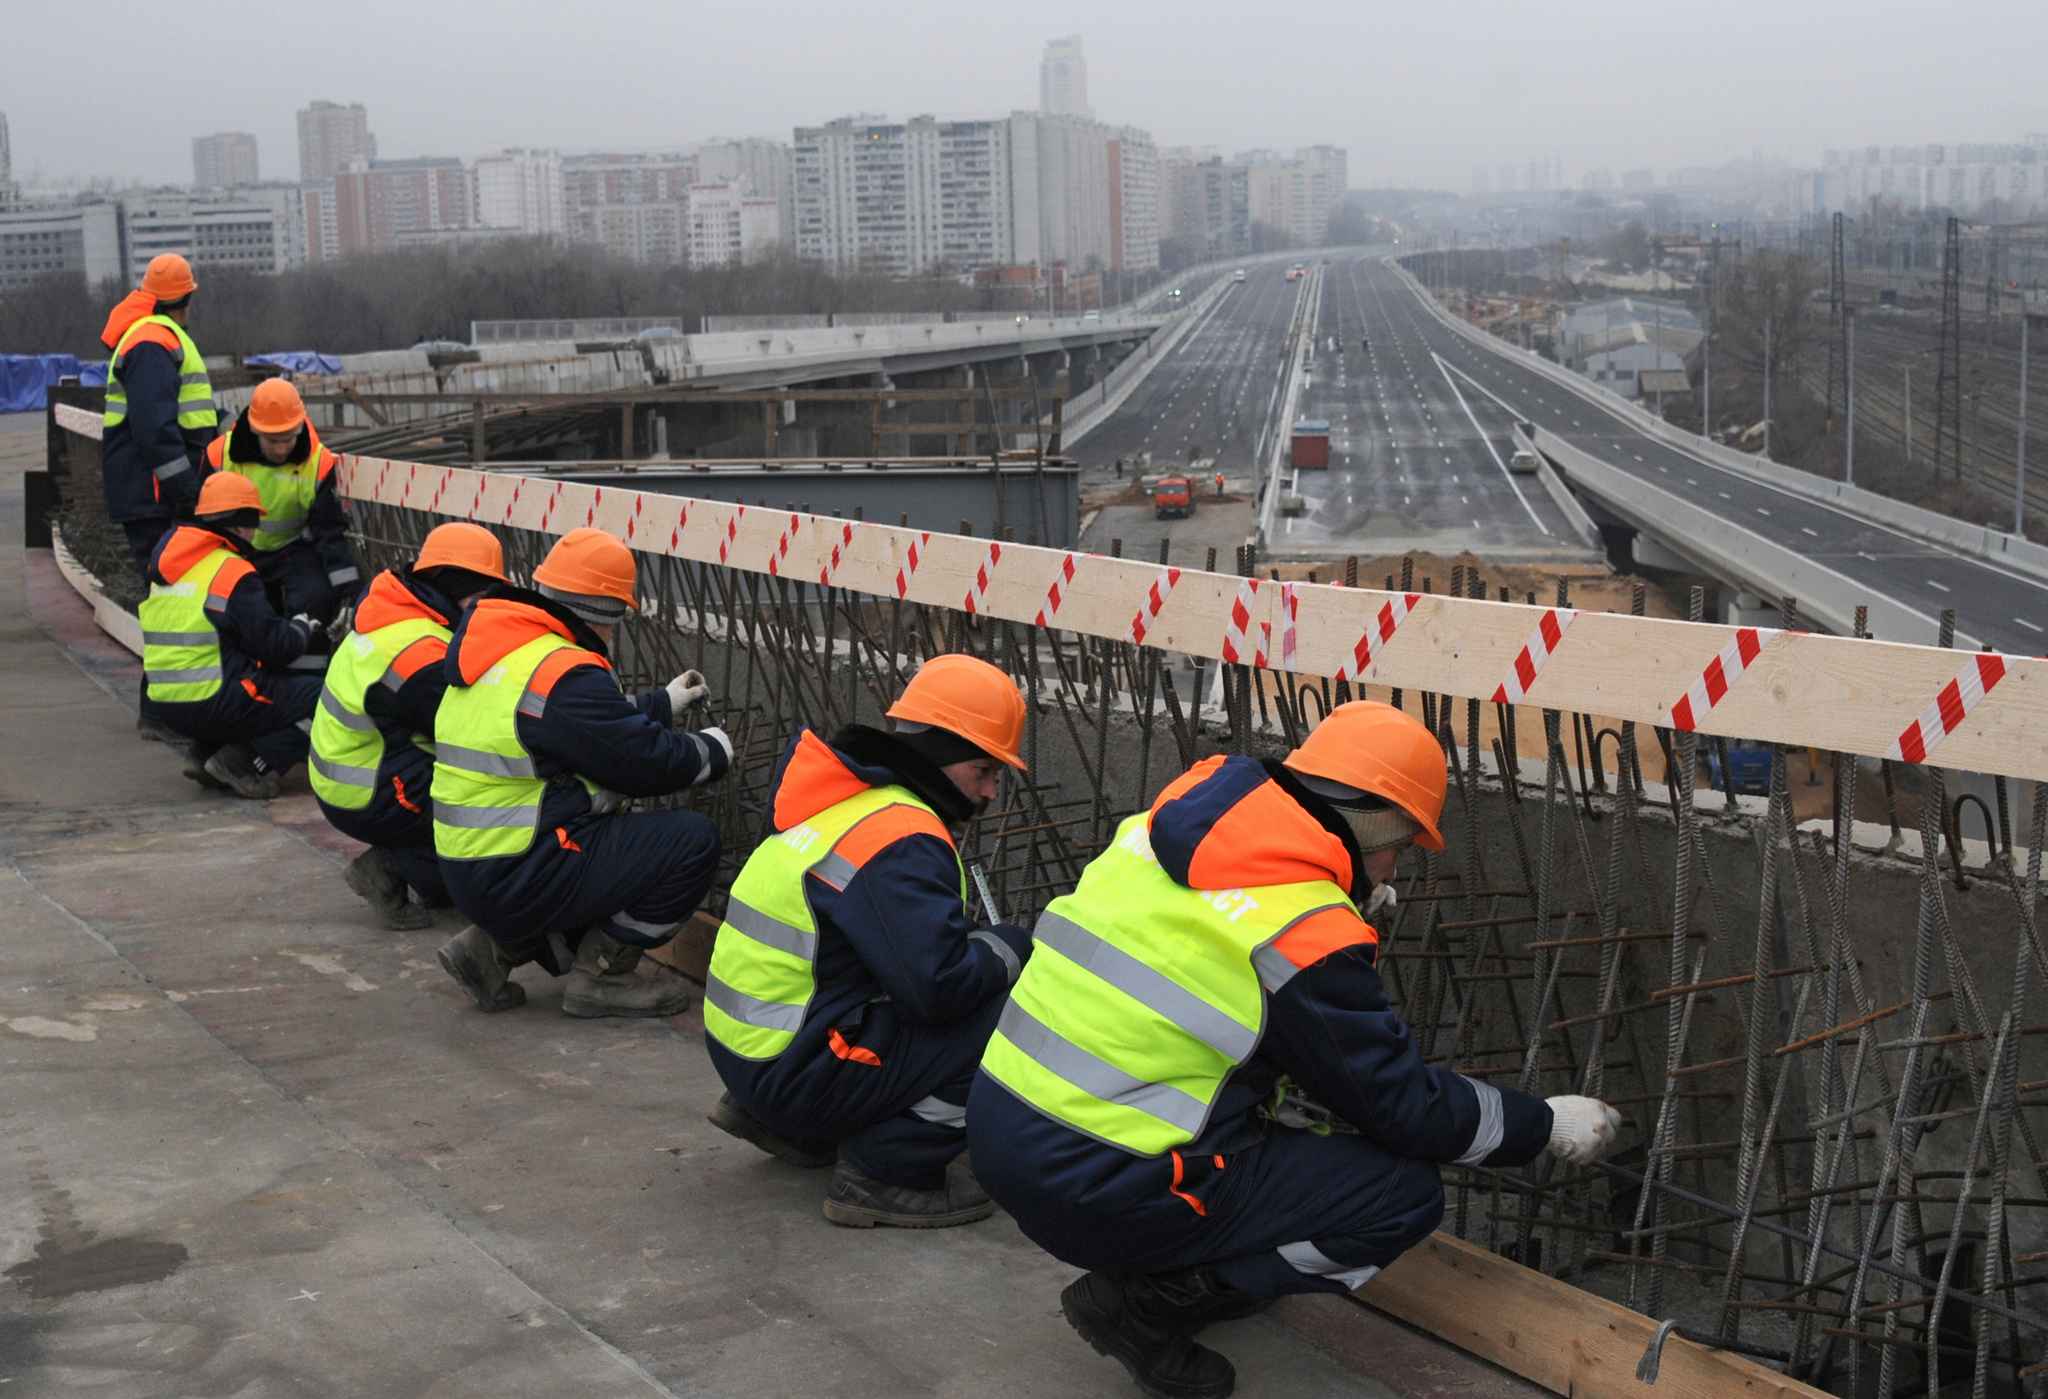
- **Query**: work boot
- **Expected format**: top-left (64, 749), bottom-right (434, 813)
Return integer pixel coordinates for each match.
top-left (202, 743), bottom-right (280, 801)
top-left (344, 848), bottom-right (435, 931)
top-left (1059, 1270), bottom-right (1239, 1399)
top-left (707, 1092), bottom-right (836, 1168)
top-left (436, 924), bottom-right (527, 1012)
top-left (821, 1156), bottom-right (994, 1229)
top-left (180, 743), bottom-right (226, 791)
top-left (560, 930), bottom-right (694, 1019)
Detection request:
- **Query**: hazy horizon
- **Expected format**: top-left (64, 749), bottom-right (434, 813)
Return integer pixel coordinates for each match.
top-left (13, 1), bottom-right (2047, 188)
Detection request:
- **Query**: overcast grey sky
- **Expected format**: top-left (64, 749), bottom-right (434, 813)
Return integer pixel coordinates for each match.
top-left (13, 0), bottom-right (2047, 188)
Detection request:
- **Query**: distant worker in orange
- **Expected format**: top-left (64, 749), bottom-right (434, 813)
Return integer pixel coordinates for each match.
top-left (207, 378), bottom-right (362, 624)
top-left (1214, 470), bottom-right (1225, 497)
top-left (702, 654), bottom-right (1035, 1229)
top-left (137, 473), bottom-right (334, 800)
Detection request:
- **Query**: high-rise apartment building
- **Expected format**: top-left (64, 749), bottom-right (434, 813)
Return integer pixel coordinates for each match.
top-left (688, 181), bottom-right (781, 267)
top-left (473, 148), bottom-right (564, 237)
top-left (1040, 36), bottom-right (1090, 118)
top-left (794, 116), bottom-right (1016, 276)
top-left (0, 202), bottom-right (122, 290)
top-left (297, 101), bottom-right (375, 182)
top-left (1245, 145), bottom-right (1347, 247)
top-left (695, 138), bottom-right (794, 249)
top-left (1009, 113), bottom-right (1114, 271)
top-left (312, 158), bottom-right (474, 260)
top-left (563, 153), bottom-right (696, 264)
top-left (1107, 126), bottom-right (1160, 273)
top-left (192, 132), bottom-right (259, 189)
top-left (0, 110), bottom-right (15, 210)
top-left (118, 189), bottom-right (298, 281)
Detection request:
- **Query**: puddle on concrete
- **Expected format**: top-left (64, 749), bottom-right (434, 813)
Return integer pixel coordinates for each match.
top-left (4, 1235), bottom-right (189, 1299)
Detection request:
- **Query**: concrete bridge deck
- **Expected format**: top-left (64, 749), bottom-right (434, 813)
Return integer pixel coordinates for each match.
top-left (0, 416), bottom-right (1538, 1398)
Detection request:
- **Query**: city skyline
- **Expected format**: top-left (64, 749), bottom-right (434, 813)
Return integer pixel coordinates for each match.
top-left (9, 2), bottom-right (2045, 191)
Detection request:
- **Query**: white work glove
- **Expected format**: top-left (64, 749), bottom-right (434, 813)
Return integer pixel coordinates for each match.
top-left (1364, 883), bottom-right (1398, 921)
top-left (665, 669), bottom-right (709, 717)
top-left (1545, 1096), bottom-right (1624, 1166)
top-left (588, 787), bottom-right (627, 816)
top-left (691, 726), bottom-right (734, 786)
top-left (290, 612), bottom-right (319, 638)
top-left (327, 604), bottom-right (355, 642)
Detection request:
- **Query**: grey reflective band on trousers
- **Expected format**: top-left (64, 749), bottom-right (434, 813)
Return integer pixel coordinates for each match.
top-left (288, 654), bottom-right (328, 672)
top-left (143, 630), bottom-right (216, 647)
top-left (1034, 911), bottom-right (1260, 1062)
top-left (144, 665), bottom-right (221, 684)
top-left (319, 688), bottom-right (375, 730)
top-left (432, 803), bottom-right (540, 829)
top-left (722, 899), bottom-right (816, 962)
top-left (609, 911), bottom-right (678, 940)
top-left (995, 999), bottom-right (1210, 1138)
top-left (154, 457), bottom-right (193, 479)
top-left (1278, 1240), bottom-right (1382, 1290)
top-left (1451, 1075), bottom-right (1506, 1167)
top-left (310, 752), bottom-right (378, 787)
top-left (703, 974), bottom-right (807, 1033)
top-left (907, 1094), bottom-right (967, 1129)
top-left (434, 742), bottom-right (539, 779)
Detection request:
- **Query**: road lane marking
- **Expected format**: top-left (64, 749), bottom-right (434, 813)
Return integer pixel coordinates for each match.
top-left (1801, 527), bottom-right (1820, 538)
top-left (2016, 617), bottom-right (2045, 634)
top-left (1926, 579), bottom-right (1951, 593)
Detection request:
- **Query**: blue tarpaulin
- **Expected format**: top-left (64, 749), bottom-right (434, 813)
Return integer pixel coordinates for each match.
top-left (0, 354), bottom-right (107, 413)
top-left (246, 351), bottom-right (343, 376)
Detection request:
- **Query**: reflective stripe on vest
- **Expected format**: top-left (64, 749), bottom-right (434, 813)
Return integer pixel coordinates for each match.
top-left (979, 812), bottom-right (1362, 1158)
top-left (104, 315), bottom-right (216, 434)
top-left (213, 440), bottom-right (331, 553)
top-left (703, 784), bottom-right (965, 1062)
top-left (309, 615), bottom-right (445, 810)
top-left (432, 633), bottom-right (594, 860)
top-left (138, 547), bottom-right (238, 703)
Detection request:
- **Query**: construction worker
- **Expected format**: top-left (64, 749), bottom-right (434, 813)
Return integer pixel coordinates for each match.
top-left (312, 522), bottom-right (507, 931)
top-left (100, 253), bottom-right (215, 578)
top-left (968, 702), bottom-right (1624, 1399)
top-left (1213, 470), bottom-right (1225, 498)
top-left (431, 527), bottom-right (731, 1018)
top-left (206, 378), bottom-right (361, 624)
top-left (703, 654), bottom-right (1034, 1229)
top-left (138, 473), bottom-right (333, 800)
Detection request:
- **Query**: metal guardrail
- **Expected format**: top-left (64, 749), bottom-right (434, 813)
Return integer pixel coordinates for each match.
top-left (43, 401), bottom-right (2048, 1399)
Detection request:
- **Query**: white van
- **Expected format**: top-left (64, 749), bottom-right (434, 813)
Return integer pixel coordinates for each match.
top-left (1508, 448), bottom-right (1541, 476)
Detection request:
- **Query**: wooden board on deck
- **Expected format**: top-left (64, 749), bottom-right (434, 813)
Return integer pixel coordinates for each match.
top-left (1355, 1233), bottom-right (1828, 1399)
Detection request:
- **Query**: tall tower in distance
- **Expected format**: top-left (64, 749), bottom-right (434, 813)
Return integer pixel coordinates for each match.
top-left (1040, 37), bottom-right (1091, 118)
top-left (297, 100), bottom-right (376, 182)
top-left (193, 132), bottom-right (260, 189)
top-left (0, 110), bottom-right (14, 208)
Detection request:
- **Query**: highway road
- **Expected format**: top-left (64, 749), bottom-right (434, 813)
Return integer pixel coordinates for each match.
top-left (1273, 259), bottom-right (1587, 561)
top-left (1073, 266), bottom-right (1303, 483)
top-left (1364, 257), bottom-right (2048, 653)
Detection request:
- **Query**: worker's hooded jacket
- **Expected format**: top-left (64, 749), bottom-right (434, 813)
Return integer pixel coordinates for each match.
top-left (205, 412), bottom-right (360, 590)
top-left (432, 587), bottom-right (726, 882)
top-left (310, 568), bottom-right (460, 844)
top-left (703, 726), bottom-right (1025, 1116)
top-left (139, 524), bottom-right (315, 721)
top-left (973, 754), bottom-right (1552, 1211)
top-left (99, 291), bottom-right (215, 523)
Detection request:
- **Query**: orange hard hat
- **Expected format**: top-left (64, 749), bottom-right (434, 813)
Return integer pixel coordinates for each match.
top-left (195, 471), bottom-right (262, 518)
top-left (886, 653), bottom-right (1028, 771)
top-left (248, 378), bottom-right (306, 435)
top-left (533, 528), bottom-right (638, 614)
top-left (415, 522), bottom-right (507, 582)
top-left (141, 253), bottom-right (198, 303)
top-left (1283, 700), bottom-right (1447, 851)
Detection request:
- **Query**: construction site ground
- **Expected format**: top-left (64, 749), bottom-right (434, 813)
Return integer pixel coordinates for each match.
top-left (0, 413), bottom-right (1544, 1397)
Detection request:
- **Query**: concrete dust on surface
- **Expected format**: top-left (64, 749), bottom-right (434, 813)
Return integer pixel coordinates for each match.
top-left (0, 437), bottom-right (1535, 1397)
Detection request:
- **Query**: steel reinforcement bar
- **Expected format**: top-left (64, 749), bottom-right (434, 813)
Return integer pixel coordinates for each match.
top-left (45, 405), bottom-right (2048, 1397)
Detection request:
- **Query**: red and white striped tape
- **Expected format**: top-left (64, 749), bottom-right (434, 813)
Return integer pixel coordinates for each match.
top-left (964, 541), bottom-right (1003, 615)
top-left (767, 512), bottom-right (801, 577)
top-left (1221, 578), bottom-right (1265, 667)
top-left (895, 531), bottom-right (931, 599)
top-left (1490, 608), bottom-right (1578, 705)
top-left (582, 485), bottom-right (604, 529)
top-left (1035, 553), bottom-right (1078, 628)
top-left (819, 522), bottom-right (855, 587)
top-left (623, 492), bottom-right (646, 543)
top-left (501, 478), bottom-right (523, 526)
top-left (538, 481), bottom-right (564, 534)
top-left (1335, 592), bottom-right (1421, 682)
top-left (1128, 567), bottom-right (1182, 646)
top-left (719, 504), bottom-right (746, 566)
top-left (669, 501), bottom-right (690, 550)
top-left (1890, 652), bottom-right (2008, 764)
top-left (1280, 582), bottom-right (1300, 671)
top-left (1668, 627), bottom-right (1772, 732)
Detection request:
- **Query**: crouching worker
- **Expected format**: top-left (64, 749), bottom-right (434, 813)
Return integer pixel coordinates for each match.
top-left (432, 527), bottom-right (731, 1018)
top-left (140, 472), bottom-right (332, 800)
top-left (968, 702), bottom-right (1625, 1399)
top-left (206, 378), bottom-right (361, 623)
top-left (312, 522), bottom-right (507, 930)
top-left (703, 654), bottom-right (1034, 1230)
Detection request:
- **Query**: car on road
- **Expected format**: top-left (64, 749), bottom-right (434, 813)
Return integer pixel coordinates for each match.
top-left (1508, 447), bottom-right (1541, 475)
top-left (1081, 310), bottom-right (1102, 324)
top-left (1233, 269), bottom-right (1247, 283)
top-left (1152, 476), bottom-right (1196, 520)
top-left (411, 339), bottom-right (469, 354)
